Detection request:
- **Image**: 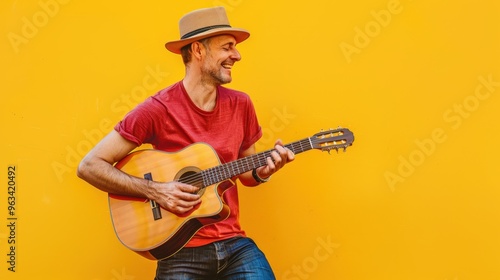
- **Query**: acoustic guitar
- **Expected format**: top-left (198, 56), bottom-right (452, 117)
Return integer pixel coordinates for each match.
top-left (108, 127), bottom-right (354, 260)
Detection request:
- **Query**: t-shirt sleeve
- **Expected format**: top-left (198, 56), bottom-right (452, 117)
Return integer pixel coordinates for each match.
top-left (114, 97), bottom-right (157, 146)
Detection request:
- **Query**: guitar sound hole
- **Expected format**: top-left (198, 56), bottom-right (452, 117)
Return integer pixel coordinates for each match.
top-left (176, 167), bottom-right (205, 197)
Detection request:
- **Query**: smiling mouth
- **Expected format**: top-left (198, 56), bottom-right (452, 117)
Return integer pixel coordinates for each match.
top-left (222, 63), bottom-right (233, 70)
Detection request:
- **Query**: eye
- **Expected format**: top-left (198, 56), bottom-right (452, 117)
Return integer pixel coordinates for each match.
top-left (221, 43), bottom-right (234, 51)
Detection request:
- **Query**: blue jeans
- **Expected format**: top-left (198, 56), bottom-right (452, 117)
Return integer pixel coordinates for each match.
top-left (154, 237), bottom-right (276, 280)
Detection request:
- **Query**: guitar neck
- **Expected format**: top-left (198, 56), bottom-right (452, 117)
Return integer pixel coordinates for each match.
top-left (200, 137), bottom-right (313, 187)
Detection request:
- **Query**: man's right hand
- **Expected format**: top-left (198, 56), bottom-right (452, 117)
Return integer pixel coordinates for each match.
top-left (148, 181), bottom-right (202, 215)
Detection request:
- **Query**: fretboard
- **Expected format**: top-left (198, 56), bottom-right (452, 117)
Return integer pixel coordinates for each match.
top-left (200, 137), bottom-right (313, 187)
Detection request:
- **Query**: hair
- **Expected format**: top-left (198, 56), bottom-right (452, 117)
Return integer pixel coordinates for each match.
top-left (180, 37), bottom-right (212, 65)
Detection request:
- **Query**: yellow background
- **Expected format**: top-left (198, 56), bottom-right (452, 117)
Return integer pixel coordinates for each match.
top-left (1, 0), bottom-right (499, 279)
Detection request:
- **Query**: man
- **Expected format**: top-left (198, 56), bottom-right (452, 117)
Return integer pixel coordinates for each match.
top-left (77, 6), bottom-right (294, 279)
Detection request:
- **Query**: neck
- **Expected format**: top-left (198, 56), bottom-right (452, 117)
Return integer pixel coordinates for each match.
top-left (183, 73), bottom-right (218, 111)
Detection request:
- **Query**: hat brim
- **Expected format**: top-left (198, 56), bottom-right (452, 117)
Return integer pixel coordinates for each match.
top-left (165, 28), bottom-right (250, 54)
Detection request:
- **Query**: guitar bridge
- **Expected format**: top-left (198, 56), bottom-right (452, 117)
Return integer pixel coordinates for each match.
top-left (144, 172), bottom-right (162, 221)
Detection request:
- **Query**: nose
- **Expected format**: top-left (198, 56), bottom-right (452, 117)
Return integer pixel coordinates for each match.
top-left (231, 48), bottom-right (241, 61)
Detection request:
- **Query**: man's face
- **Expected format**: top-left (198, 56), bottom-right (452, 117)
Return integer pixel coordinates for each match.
top-left (200, 35), bottom-right (241, 85)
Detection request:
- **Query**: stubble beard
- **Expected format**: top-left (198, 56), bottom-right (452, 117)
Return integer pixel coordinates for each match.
top-left (201, 65), bottom-right (232, 85)
top-left (201, 53), bottom-right (232, 85)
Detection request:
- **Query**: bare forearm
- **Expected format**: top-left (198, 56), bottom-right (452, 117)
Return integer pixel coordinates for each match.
top-left (77, 156), bottom-right (152, 199)
top-left (77, 155), bottom-right (202, 215)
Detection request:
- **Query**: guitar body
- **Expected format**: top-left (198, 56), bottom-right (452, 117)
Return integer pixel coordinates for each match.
top-left (109, 143), bottom-right (232, 260)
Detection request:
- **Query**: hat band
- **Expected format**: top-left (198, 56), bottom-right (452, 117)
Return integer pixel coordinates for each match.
top-left (181, 24), bottom-right (232, 39)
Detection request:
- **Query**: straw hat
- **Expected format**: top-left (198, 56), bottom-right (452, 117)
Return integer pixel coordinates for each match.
top-left (165, 7), bottom-right (250, 54)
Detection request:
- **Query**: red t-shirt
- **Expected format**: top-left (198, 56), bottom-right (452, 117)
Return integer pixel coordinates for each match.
top-left (114, 81), bottom-right (262, 247)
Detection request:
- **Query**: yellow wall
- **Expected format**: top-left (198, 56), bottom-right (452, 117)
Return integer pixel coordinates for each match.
top-left (2, 0), bottom-right (499, 279)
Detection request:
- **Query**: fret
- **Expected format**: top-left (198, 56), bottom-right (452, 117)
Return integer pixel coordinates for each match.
top-left (200, 137), bottom-right (317, 187)
top-left (221, 165), bottom-right (229, 182)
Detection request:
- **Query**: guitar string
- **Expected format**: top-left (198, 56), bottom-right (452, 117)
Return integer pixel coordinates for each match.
top-left (171, 131), bottom-right (351, 187)
top-left (175, 140), bottom-right (312, 187)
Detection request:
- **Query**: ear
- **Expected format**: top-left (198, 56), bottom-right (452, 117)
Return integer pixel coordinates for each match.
top-left (190, 41), bottom-right (205, 61)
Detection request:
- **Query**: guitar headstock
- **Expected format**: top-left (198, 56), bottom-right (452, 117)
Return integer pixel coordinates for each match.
top-left (311, 127), bottom-right (354, 153)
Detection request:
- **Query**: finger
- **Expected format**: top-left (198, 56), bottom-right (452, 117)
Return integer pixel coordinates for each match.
top-left (270, 150), bottom-right (283, 167)
top-left (287, 148), bottom-right (296, 161)
top-left (265, 156), bottom-right (276, 172)
top-left (177, 183), bottom-right (200, 194)
top-left (176, 192), bottom-right (201, 203)
top-left (175, 189), bottom-right (202, 202)
top-left (171, 204), bottom-right (199, 215)
top-left (174, 197), bottom-right (201, 208)
top-left (274, 146), bottom-right (290, 166)
top-left (279, 146), bottom-right (294, 163)
top-left (166, 194), bottom-right (202, 214)
top-left (277, 144), bottom-right (295, 163)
